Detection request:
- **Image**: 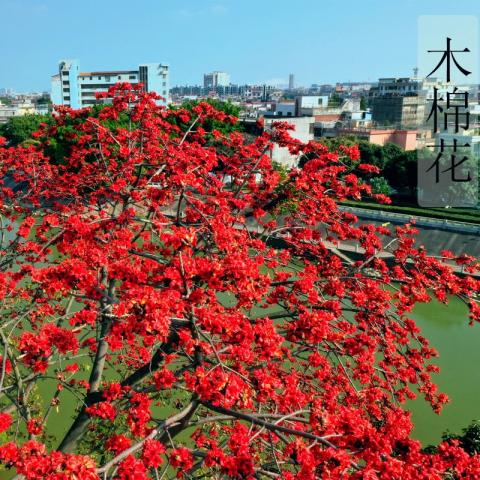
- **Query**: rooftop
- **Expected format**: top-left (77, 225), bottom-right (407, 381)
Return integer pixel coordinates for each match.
top-left (79, 71), bottom-right (138, 77)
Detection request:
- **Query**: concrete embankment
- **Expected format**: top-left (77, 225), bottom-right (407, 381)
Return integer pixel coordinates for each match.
top-left (341, 206), bottom-right (480, 258)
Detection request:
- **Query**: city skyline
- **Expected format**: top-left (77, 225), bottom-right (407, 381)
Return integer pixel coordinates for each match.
top-left (1, 0), bottom-right (480, 92)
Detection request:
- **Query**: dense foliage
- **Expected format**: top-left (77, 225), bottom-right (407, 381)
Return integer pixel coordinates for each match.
top-left (319, 138), bottom-right (418, 198)
top-left (0, 114), bottom-right (50, 147)
top-left (0, 85), bottom-right (479, 479)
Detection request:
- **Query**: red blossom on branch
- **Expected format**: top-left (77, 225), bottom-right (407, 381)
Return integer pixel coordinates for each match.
top-left (0, 85), bottom-right (478, 478)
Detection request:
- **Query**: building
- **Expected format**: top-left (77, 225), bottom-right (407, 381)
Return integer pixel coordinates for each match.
top-left (294, 96), bottom-right (361, 120)
top-left (0, 88), bottom-right (15, 96)
top-left (370, 77), bottom-right (422, 97)
top-left (370, 76), bottom-right (456, 101)
top-left (295, 95), bottom-right (330, 116)
top-left (51, 59), bottom-right (170, 109)
top-left (339, 128), bottom-right (418, 150)
top-left (370, 95), bottom-right (426, 128)
top-left (288, 74), bottom-right (295, 90)
top-left (271, 102), bottom-right (296, 117)
top-left (0, 100), bottom-right (37, 124)
top-left (170, 83), bottom-right (279, 102)
top-left (263, 116), bottom-right (315, 167)
top-left (367, 76), bottom-right (474, 129)
top-left (203, 71), bottom-right (230, 89)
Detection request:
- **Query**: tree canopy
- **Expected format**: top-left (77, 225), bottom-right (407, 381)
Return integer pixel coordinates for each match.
top-left (0, 114), bottom-right (50, 146)
top-left (0, 85), bottom-right (479, 479)
top-left (322, 138), bottom-right (420, 199)
top-left (169, 98), bottom-right (242, 137)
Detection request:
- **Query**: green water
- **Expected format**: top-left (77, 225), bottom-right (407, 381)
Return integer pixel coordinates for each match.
top-left (407, 297), bottom-right (480, 446)
top-left (0, 296), bottom-right (479, 480)
top-left (38, 296), bottom-right (480, 449)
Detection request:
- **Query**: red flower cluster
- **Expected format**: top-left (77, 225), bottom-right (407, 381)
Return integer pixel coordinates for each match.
top-left (0, 413), bottom-right (12, 433)
top-left (0, 85), bottom-right (478, 478)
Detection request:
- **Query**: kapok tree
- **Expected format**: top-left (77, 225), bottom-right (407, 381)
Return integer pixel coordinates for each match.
top-left (0, 85), bottom-right (479, 479)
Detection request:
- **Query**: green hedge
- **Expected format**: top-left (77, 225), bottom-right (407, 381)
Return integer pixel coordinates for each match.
top-left (340, 200), bottom-right (480, 225)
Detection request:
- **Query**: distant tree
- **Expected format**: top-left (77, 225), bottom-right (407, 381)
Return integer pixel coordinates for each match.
top-left (169, 98), bottom-right (242, 137)
top-left (0, 97), bottom-right (13, 106)
top-left (370, 176), bottom-right (393, 195)
top-left (34, 94), bottom-right (52, 106)
top-left (360, 96), bottom-right (368, 110)
top-left (425, 420), bottom-right (480, 455)
top-left (416, 148), bottom-right (479, 207)
top-left (358, 141), bottom-right (387, 170)
top-left (319, 135), bottom-right (360, 151)
top-left (382, 142), bottom-right (404, 163)
top-left (356, 142), bottom-right (418, 198)
top-left (443, 421), bottom-right (480, 455)
top-left (328, 92), bottom-right (343, 108)
top-left (0, 114), bottom-right (50, 146)
top-left (383, 149), bottom-right (418, 197)
top-left (37, 103), bottom-right (137, 166)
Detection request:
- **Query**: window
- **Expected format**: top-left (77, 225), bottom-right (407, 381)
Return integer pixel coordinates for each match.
top-left (62, 71), bottom-right (69, 76)
top-left (139, 66), bottom-right (148, 91)
top-left (162, 82), bottom-right (166, 87)
top-left (63, 88), bottom-right (70, 93)
top-left (105, 76), bottom-right (110, 82)
top-left (129, 75), bottom-right (136, 80)
top-left (81, 84), bottom-right (113, 89)
top-left (118, 76), bottom-right (121, 80)
top-left (98, 76), bottom-right (101, 80)
top-left (90, 76), bottom-right (93, 80)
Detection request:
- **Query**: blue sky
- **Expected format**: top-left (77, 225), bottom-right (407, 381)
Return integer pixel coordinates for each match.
top-left (1, 0), bottom-right (479, 92)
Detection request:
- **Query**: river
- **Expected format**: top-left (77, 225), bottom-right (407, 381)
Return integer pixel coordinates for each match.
top-left (35, 295), bottom-right (480, 449)
top-left (408, 297), bottom-right (480, 446)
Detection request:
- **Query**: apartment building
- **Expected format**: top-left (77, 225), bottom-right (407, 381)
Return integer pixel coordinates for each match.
top-left (203, 71), bottom-right (230, 89)
top-left (51, 59), bottom-right (169, 109)
top-left (370, 95), bottom-right (426, 128)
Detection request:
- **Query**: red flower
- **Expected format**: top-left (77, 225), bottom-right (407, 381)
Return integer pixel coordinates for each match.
top-left (26, 418), bottom-right (43, 436)
top-left (116, 455), bottom-right (148, 480)
top-left (170, 448), bottom-right (193, 477)
top-left (0, 413), bottom-right (12, 433)
top-left (105, 434), bottom-right (132, 454)
top-left (85, 401), bottom-right (116, 421)
top-left (142, 439), bottom-right (165, 468)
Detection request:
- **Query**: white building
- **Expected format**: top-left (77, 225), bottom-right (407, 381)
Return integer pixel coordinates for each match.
top-left (296, 95), bottom-right (329, 109)
top-left (203, 71), bottom-right (230, 89)
top-left (263, 116), bottom-right (315, 167)
top-left (51, 59), bottom-right (170, 109)
top-left (273, 102), bottom-right (296, 117)
top-left (0, 100), bottom-right (38, 124)
top-left (370, 76), bottom-right (465, 101)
